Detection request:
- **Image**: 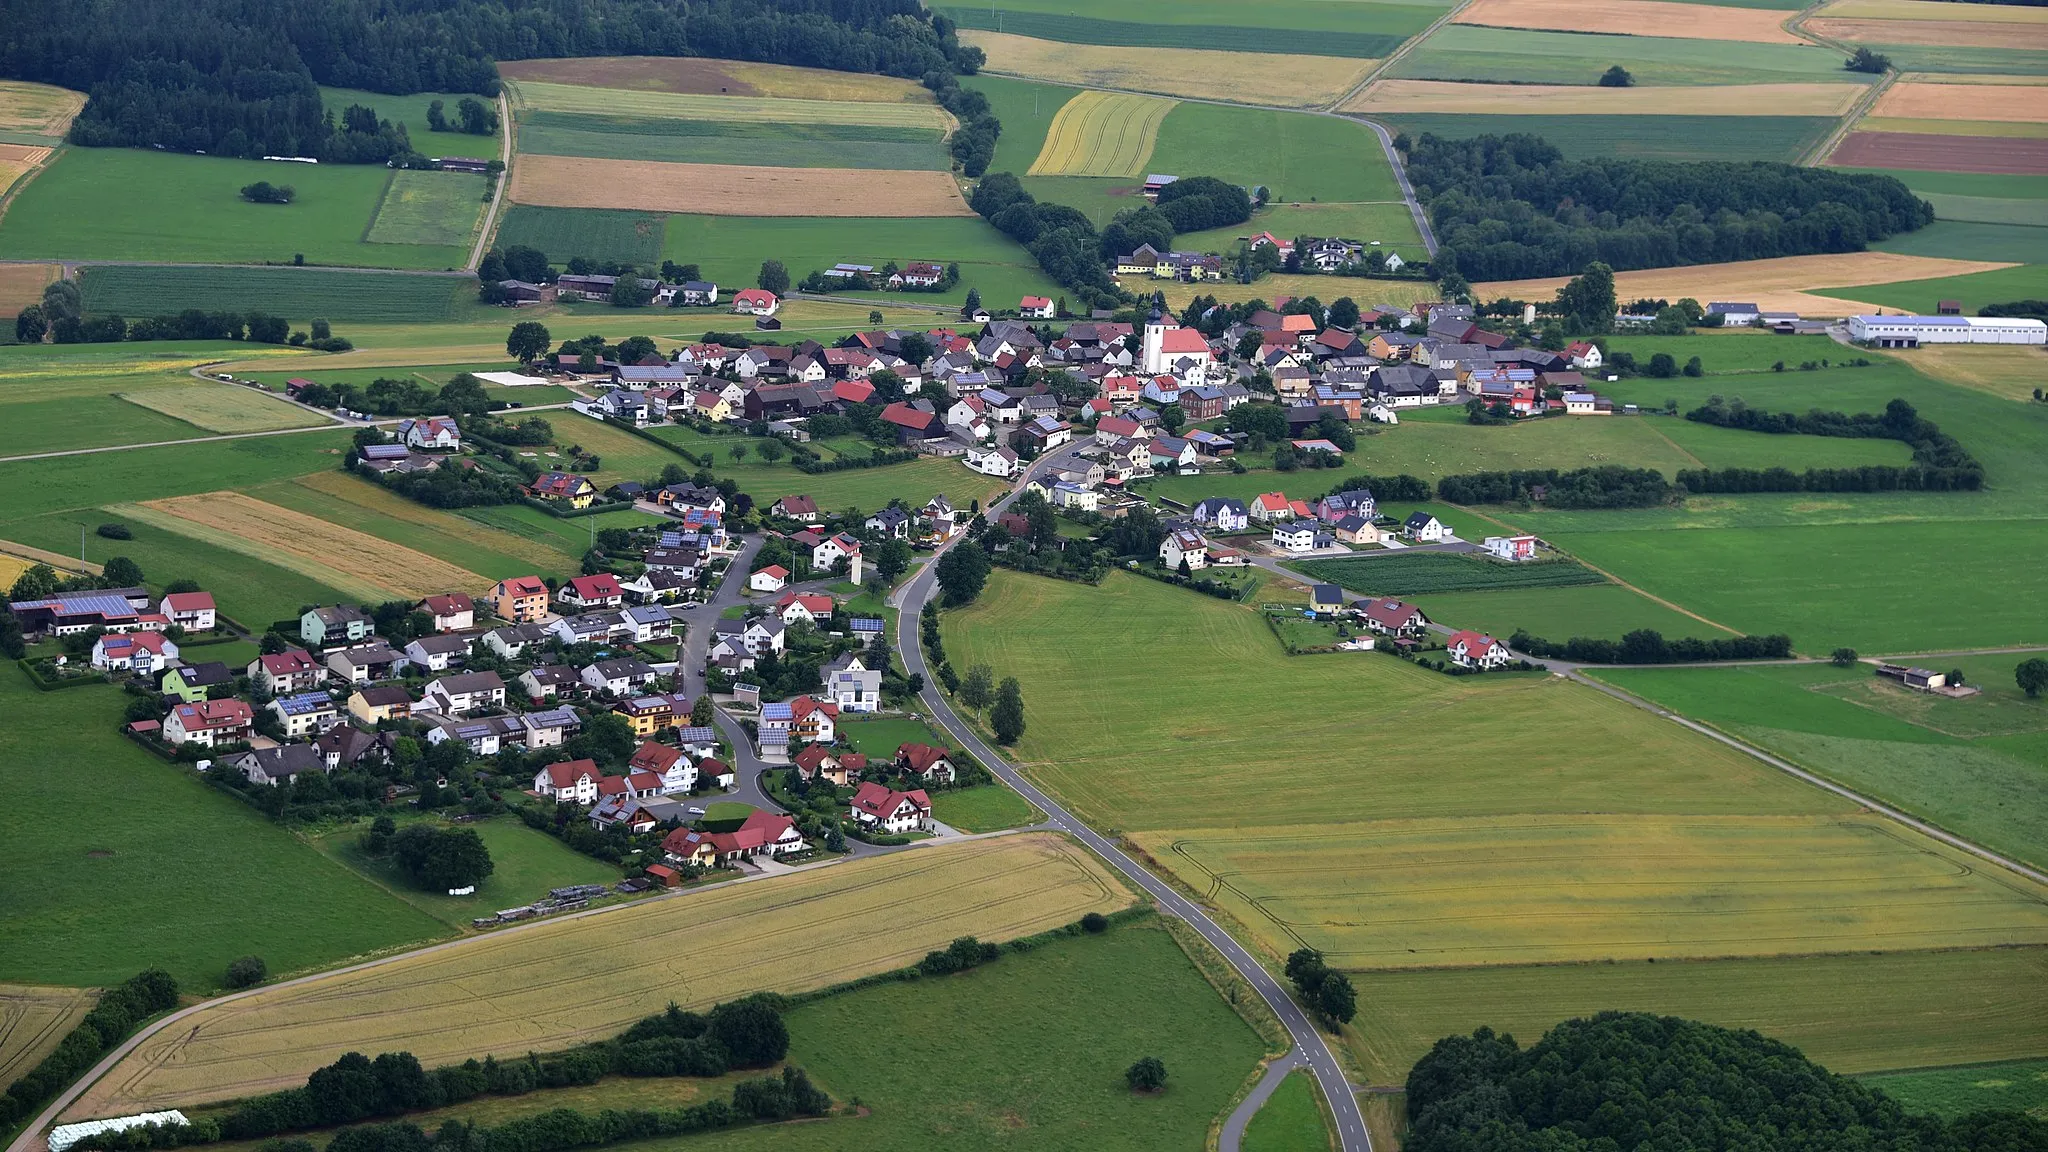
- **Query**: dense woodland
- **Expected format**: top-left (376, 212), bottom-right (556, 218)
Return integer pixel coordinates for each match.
top-left (0, 0), bottom-right (976, 159)
top-left (1400, 134), bottom-right (1934, 281)
top-left (1406, 1012), bottom-right (2047, 1151)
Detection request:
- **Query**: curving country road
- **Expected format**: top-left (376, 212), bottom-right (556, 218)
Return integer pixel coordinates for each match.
top-left (892, 451), bottom-right (1374, 1152)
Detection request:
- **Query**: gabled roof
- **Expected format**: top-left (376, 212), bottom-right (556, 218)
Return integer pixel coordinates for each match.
top-left (567, 573), bottom-right (623, 599)
top-left (163, 591), bottom-right (216, 612)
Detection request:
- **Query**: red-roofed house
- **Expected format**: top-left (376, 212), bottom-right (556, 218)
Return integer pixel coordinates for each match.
top-left (850, 781), bottom-right (932, 833)
top-left (794, 744), bottom-right (858, 786)
top-left (535, 758), bottom-right (602, 804)
top-left (163, 698), bottom-right (254, 747)
top-left (1565, 341), bottom-right (1603, 370)
top-left (776, 591), bottom-right (836, 626)
top-left (1249, 492), bottom-right (1294, 523)
top-left (158, 591), bottom-right (217, 631)
top-left (732, 288), bottom-right (779, 316)
top-left (788, 694), bottom-right (838, 742)
top-left (489, 575), bottom-right (551, 622)
top-left (1019, 295), bottom-right (1054, 319)
top-left (749, 565), bottom-right (790, 593)
top-left (1447, 630), bottom-right (1511, 670)
top-left (558, 573), bottom-right (624, 609)
top-left (1358, 598), bottom-right (1429, 637)
top-left (831, 378), bottom-right (875, 404)
top-left (628, 741), bottom-right (696, 793)
top-left (250, 649), bottom-right (323, 694)
top-left (896, 743), bottom-right (958, 785)
top-left (770, 495), bottom-right (819, 522)
top-left (418, 593), bottom-right (475, 632)
top-left (92, 630), bottom-right (177, 674)
top-left (661, 810), bottom-right (805, 867)
top-left (1094, 415), bottom-right (1142, 445)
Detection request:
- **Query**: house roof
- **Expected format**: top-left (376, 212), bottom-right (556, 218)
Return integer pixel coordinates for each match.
top-left (1159, 327), bottom-right (1209, 354)
top-left (1448, 629), bottom-right (1497, 655)
top-left (852, 780), bottom-right (930, 818)
top-left (568, 573), bottom-right (622, 599)
top-left (497, 575), bottom-right (548, 597)
top-left (1404, 511), bottom-right (1440, 528)
top-left (1251, 492), bottom-right (1290, 512)
top-left (757, 564), bottom-right (790, 579)
top-left (163, 591), bottom-right (216, 612)
top-left (898, 742), bottom-right (953, 772)
top-left (171, 698), bottom-right (252, 729)
top-left (542, 758), bottom-right (598, 788)
top-left (259, 650), bottom-right (318, 675)
top-left (431, 671), bottom-right (505, 695)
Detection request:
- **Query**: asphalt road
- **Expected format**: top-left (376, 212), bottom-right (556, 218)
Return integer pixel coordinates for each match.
top-left (892, 449), bottom-right (1375, 1152)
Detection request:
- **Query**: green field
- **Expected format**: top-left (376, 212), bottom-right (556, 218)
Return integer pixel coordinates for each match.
top-left (496, 205), bottom-right (668, 267)
top-left (365, 170), bottom-right (489, 248)
top-left (958, 75), bottom-right (1135, 224)
top-left (937, 0), bottom-right (1435, 57)
top-left (0, 340), bottom-right (318, 451)
top-left (0, 149), bottom-right (471, 269)
top-left (1862, 1059), bottom-right (2048, 1120)
top-left (1836, 169), bottom-right (2048, 202)
top-left (309, 815), bottom-right (619, 928)
top-left (517, 110), bottom-right (949, 170)
top-left (1407, 582), bottom-right (1727, 640)
top-left (1846, 43), bottom-right (2048, 76)
top-left (1369, 113), bottom-right (1837, 163)
top-left (77, 265), bottom-right (476, 324)
top-left (458, 503), bottom-right (668, 555)
top-left (0, 429), bottom-right (348, 519)
top-left (320, 86), bottom-right (502, 149)
top-left (1149, 103), bottom-right (1405, 205)
top-left (836, 716), bottom-right (948, 761)
top-left (1825, 262), bottom-right (2048, 314)
top-left (1874, 221), bottom-right (2048, 264)
top-left (1600, 331), bottom-right (1854, 374)
top-left (1243, 1071), bottom-right (1330, 1152)
top-left (0, 667), bottom-right (449, 988)
top-left (1288, 553), bottom-right (1608, 595)
top-left (1344, 948), bottom-right (2048, 1085)
top-left (931, 784), bottom-right (1042, 833)
top-left (645, 424), bottom-right (1006, 511)
top-left (1592, 661), bottom-right (2048, 871)
top-left (6, 392), bottom-right (210, 454)
top-left (672, 919), bottom-right (1269, 1151)
top-left (660, 214), bottom-right (1063, 309)
top-left (1391, 26), bottom-right (1864, 86)
top-left (248, 473), bottom-right (570, 578)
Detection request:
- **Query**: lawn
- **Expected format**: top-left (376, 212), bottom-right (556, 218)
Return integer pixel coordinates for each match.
top-left (319, 86), bottom-right (503, 149)
top-left (1174, 201), bottom-right (1426, 263)
top-left (1287, 552), bottom-right (1609, 596)
top-left (1406, 582), bottom-right (1728, 640)
top-left (1392, 25), bottom-right (1863, 85)
top-left (1367, 113), bottom-right (1837, 163)
top-left (931, 783), bottom-right (1042, 832)
top-left (672, 919), bottom-right (1271, 1152)
top-left (1148, 103), bottom-right (1406, 205)
top-left (1343, 947), bottom-right (2048, 1085)
top-left (308, 815), bottom-right (621, 929)
top-left (365, 169), bottom-right (490, 248)
top-left (6, 392), bottom-right (212, 454)
top-left (1599, 331), bottom-right (1852, 374)
top-left (458, 503), bottom-right (668, 556)
top-left (76, 265), bottom-right (477, 325)
top-left (1592, 662), bottom-right (2048, 871)
top-left (545, 412), bottom-right (690, 485)
top-left (1861, 1058), bottom-right (2048, 1119)
top-left (0, 668), bottom-right (451, 990)
top-left (836, 716), bottom-right (946, 760)
top-left (1243, 1070), bottom-right (1330, 1152)
top-left (73, 833), bottom-right (1132, 1115)
top-left (0, 149), bottom-right (471, 269)
top-left (644, 425), bottom-right (1007, 511)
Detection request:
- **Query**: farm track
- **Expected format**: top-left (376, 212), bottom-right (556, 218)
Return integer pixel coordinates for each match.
top-left (466, 91), bottom-right (512, 272)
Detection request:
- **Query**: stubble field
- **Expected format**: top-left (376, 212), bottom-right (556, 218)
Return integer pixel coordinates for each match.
top-left (0, 985), bottom-right (95, 1092)
top-left (1810, 16), bottom-right (2048, 48)
top-left (508, 154), bottom-right (972, 217)
top-left (964, 32), bottom-right (1377, 108)
top-left (498, 57), bottom-right (933, 103)
top-left (1342, 78), bottom-right (1860, 116)
top-left (1870, 81), bottom-right (2048, 122)
top-left (0, 79), bottom-right (85, 138)
top-left (0, 142), bottom-right (51, 195)
top-left (0, 261), bottom-right (58, 315)
top-left (67, 833), bottom-right (1131, 1116)
top-left (118, 386), bottom-right (330, 434)
top-left (507, 81), bottom-right (951, 130)
top-left (1453, 0), bottom-right (1807, 42)
top-left (1474, 251), bottom-right (2015, 313)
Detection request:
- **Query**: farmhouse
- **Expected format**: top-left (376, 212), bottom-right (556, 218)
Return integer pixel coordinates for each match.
top-left (1447, 629), bottom-right (1511, 670)
top-left (850, 781), bottom-right (932, 834)
top-left (7, 588), bottom-right (149, 636)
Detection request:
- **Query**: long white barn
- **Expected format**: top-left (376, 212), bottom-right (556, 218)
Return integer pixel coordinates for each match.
top-left (1847, 315), bottom-right (2047, 347)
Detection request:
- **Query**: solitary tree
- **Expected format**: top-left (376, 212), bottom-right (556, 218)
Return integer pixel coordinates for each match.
top-left (506, 321), bottom-right (551, 363)
top-left (936, 542), bottom-right (991, 606)
top-left (758, 440), bottom-right (785, 464)
top-left (2017, 657), bottom-right (2048, 699)
top-left (991, 677), bottom-right (1026, 744)
top-left (1126, 1057), bottom-right (1167, 1093)
top-left (758, 260), bottom-right (791, 295)
top-left (958, 664), bottom-right (995, 711)
top-left (224, 956), bottom-right (268, 989)
top-left (730, 442), bottom-right (750, 464)
top-left (1830, 648), bottom-right (1858, 667)
top-left (1598, 64), bottom-right (1635, 87)
top-left (101, 556), bottom-right (145, 588)
top-left (691, 695), bottom-right (715, 726)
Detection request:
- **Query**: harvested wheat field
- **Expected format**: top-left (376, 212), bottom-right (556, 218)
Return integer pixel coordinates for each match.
top-left (119, 386), bottom-right (328, 434)
top-left (509, 154), bottom-right (971, 217)
top-left (116, 492), bottom-right (487, 602)
top-left (1872, 82), bottom-right (2048, 123)
top-left (1453, 0), bottom-right (1806, 43)
top-left (0, 143), bottom-right (52, 196)
top-left (1821, 0), bottom-right (2048, 22)
top-left (0, 985), bottom-right (94, 1093)
top-left (1029, 91), bottom-right (1176, 178)
top-left (1477, 252), bottom-right (2017, 315)
top-left (65, 834), bottom-right (1130, 1117)
top-left (0, 262), bottom-right (56, 314)
top-left (1342, 79), bottom-right (1860, 116)
top-left (964, 31), bottom-right (1375, 109)
top-left (498, 57), bottom-right (930, 103)
top-left (0, 80), bottom-right (85, 138)
top-left (1828, 131), bottom-right (2048, 174)
top-left (1810, 16), bottom-right (2048, 47)
top-left (1882, 344), bottom-right (2048, 403)
top-left (507, 81), bottom-right (949, 130)
top-left (284, 471), bottom-right (570, 571)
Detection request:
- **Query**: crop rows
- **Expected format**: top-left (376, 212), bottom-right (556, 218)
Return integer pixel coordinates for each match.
top-left (1289, 552), bottom-right (1608, 595)
top-left (494, 205), bottom-right (667, 266)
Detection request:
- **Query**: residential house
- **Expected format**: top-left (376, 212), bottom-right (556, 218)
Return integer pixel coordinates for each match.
top-left (809, 532), bottom-right (863, 580)
top-left (418, 593), bottom-right (475, 632)
top-left (628, 741), bottom-right (697, 794)
top-left (1160, 526), bottom-right (1208, 570)
top-left (1148, 436), bottom-right (1197, 471)
top-left (614, 694), bottom-right (679, 737)
top-left (896, 743), bottom-right (959, 785)
top-left (1051, 481), bottom-right (1099, 512)
top-left (865, 507), bottom-right (912, 539)
top-left (1271, 521), bottom-right (1320, 553)
top-left (526, 471), bottom-right (598, 508)
top-left (661, 810), bottom-right (806, 867)
top-left (250, 649), bottom-right (323, 695)
top-left (1483, 535), bottom-right (1539, 562)
top-left (160, 660), bottom-right (232, 703)
top-left (749, 565), bottom-right (789, 593)
top-left (488, 575), bottom-right (551, 623)
top-left (300, 604), bottom-right (372, 648)
top-left (398, 417), bottom-right (461, 450)
top-left (91, 631), bottom-right (177, 674)
top-left (158, 591), bottom-right (217, 631)
top-left (1332, 515), bottom-right (1379, 546)
top-left (404, 633), bottom-right (470, 673)
top-left (535, 758), bottom-right (602, 805)
top-left (1190, 497), bottom-right (1249, 533)
top-left (317, 725), bottom-right (388, 772)
top-left (325, 642), bottom-right (409, 686)
top-left (788, 694), bottom-right (839, 743)
top-left (732, 288), bottom-right (779, 316)
top-left (1019, 295), bottom-right (1055, 319)
top-left (1447, 629), bottom-right (1511, 670)
top-left (777, 591), bottom-right (836, 626)
top-left (965, 444), bottom-right (1020, 477)
top-left (348, 684), bottom-right (414, 725)
top-left (558, 573), bottom-right (624, 610)
top-left (583, 658), bottom-right (659, 696)
top-left (162, 698), bottom-right (254, 747)
top-left (1565, 341), bottom-right (1603, 370)
top-left (520, 707), bottom-right (579, 750)
top-left (711, 616), bottom-right (786, 662)
top-left (518, 664), bottom-right (580, 702)
top-left (1249, 492), bottom-right (1294, 523)
top-left (821, 651), bottom-right (882, 713)
top-left (770, 495), bottom-right (820, 522)
top-left (483, 621), bottom-right (550, 660)
top-left (1017, 415), bottom-right (1072, 452)
top-left (1357, 598), bottom-right (1429, 637)
top-left (1402, 512), bottom-right (1450, 543)
top-left (269, 690), bottom-right (341, 739)
top-left (227, 744), bottom-right (326, 787)
top-left (678, 281), bottom-right (719, 306)
top-left (794, 744), bottom-right (851, 786)
top-left (1309, 584), bottom-right (1345, 614)
top-left (1315, 489), bottom-right (1377, 523)
top-left (850, 782), bottom-right (932, 834)
top-left (423, 671), bottom-right (506, 716)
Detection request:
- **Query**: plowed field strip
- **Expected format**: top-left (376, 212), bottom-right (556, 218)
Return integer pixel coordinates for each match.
top-left (508, 80), bottom-right (950, 130)
top-left (1827, 131), bottom-right (2048, 174)
top-left (1454, 0), bottom-right (1809, 43)
top-left (1871, 81), bottom-right (2048, 123)
top-left (507, 154), bottom-right (971, 217)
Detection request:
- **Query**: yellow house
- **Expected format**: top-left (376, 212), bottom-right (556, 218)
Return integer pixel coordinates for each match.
top-left (693, 391), bottom-right (733, 422)
top-left (527, 471), bottom-right (597, 508)
top-left (348, 685), bottom-right (413, 725)
top-left (614, 696), bottom-right (676, 738)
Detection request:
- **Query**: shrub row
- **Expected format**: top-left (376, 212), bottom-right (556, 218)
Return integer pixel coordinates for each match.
top-left (1509, 628), bottom-right (1793, 664)
top-left (0, 970), bottom-right (179, 1126)
top-left (792, 448), bottom-right (917, 475)
top-left (1436, 466), bottom-right (1672, 509)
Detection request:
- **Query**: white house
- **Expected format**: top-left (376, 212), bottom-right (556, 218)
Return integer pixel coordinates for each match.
top-left (91, 631), bottom-right (177, 674)
top-left (749, 565), bottom-right (789, 593)
top-left (965, 444), bottom-right (1020, 478)
top-left (268, 690), bottom-right (341, 739)
top-left (1565, 341), bottom-right (1603, 370)
top-left (1019, 295), bottom-right (1055, 320)
top-left (628, 741), bottom-right (698, 794)
top-left (777, 592), bottom-right (836, 626)
top-left (418, 593), bottom-right (474, 632)
top-left (1447, 629), bottom-right (1512, 670)
top-left (810, 532), bottom-right (863, 580)
top-left (1402, 512), bottom-right (1451, 543)
top-left (398, 417), bottom-right (461, 450)
top-left (423, 671), bottom-right (506, 716)
top-left (403, 633), bottom-right (469, 673)
top-left (162, 698), bottom-right (254, 747)
top-left (1050, 481), bottom-right (1098, 512)
top-left (536, 758), bottom-right (602, 805)
top-left (732, 288), bottom-right (779, 316)
top-left (1160, 526), bottom-right (1208, 570)
top-left (821, 652), bottom-right (882, 713)
top-left (849, 782), bottom-right (932, 834)
top-left (1483, 535), bottom-right (1538, 562)
top-left (1190, 497), bottom-right (1248, 533)
top-left (158, 591), bottom-right (217, 631)
top-left (581, 658), bottom-right (659, 696)
top-left (1271, 522), bottom-right (1319, 553)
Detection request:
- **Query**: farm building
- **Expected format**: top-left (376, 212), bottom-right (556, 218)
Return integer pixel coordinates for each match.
top-left (1847, 315), bottom-right (2047, 347)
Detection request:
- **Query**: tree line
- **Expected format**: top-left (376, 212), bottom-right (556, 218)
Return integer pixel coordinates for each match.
top-left (1680, 396), bottom-right (1983, 491)
top-left (17, 280), bottom-right (351, 349)
top-left (1508, 628), bottom-right (1793, 664)
top-left (0, 0), bottom-right (976, 161)
top-left (1399, 132), bottom-right (1933, 282)
top-left (1436, 466), bottom-right (1673, 509)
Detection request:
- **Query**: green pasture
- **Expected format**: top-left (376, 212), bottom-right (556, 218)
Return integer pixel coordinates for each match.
top-left (1407, 582), bottom-right (1726, 640)
top-left (931, 784), bottom-right (1043, 833)
top-left (1287, 553), bottom-right (1607, 596)
top-left (965, 74), bottom-right (1080, 174)
top-left (1175, 201), bottom-right (1426, 261)
top-left (7, 391), bottom-right (210, 454)
top-left (320, 85), bottom-right (502, 148)
top-left (536, 413), bottom-right (684, 486)
top-left (1836, 169), bottom-right (2048, 201)
top-left (1370, 112), bottom-right (1836, 163)
top-left (1391, 26), bottom-right (1864, 86)
top-left (459, 504), bottom-right (667, 556)
top-left (1343, 948), bottom-right (2048, 1085)
top-left (1243, 1072), bottom-right (1330, 1152)
top-left (1862, 1059), bottom-right (2048, 1120)
top-left (1592, 661), bottom-right (2048, 870)
top-left (77, 265), bottom-right (477, 325)
top-left (517, 111), bottom-right (949, 170)
top-left (496, 205), bottom-right (668, 267)
top-left (1831, 262), bottom-right (2048, 313)
top-left (937, 0), bottom-right (1434, 57)
top-left (308, 816), bottom-right (618, 929)
top-left (0, 149), bottom-right (471, 269)
top-left (645, 424), bottom-right (1006, 510)
top-left (1918, 197), bottom-right (2048, 227)
top-left (1873, 221), bottom-right (2048, 264)
top-left (1149, 104), bottom-right (1405, 205)
top-left (941, 570), bottom-right (1840, 835)
top-left (1600, 331), bottom-right (1852, 374)
top-left (682, 920), bottom-right (1270, 1152)
top-left (231, 362), bottom-right (520, 392)
top-left (365, 170), bottom-right (490, 248)
top-left (1846, 43), bottom-right (2048, 76)
top-left (0, 668), bottom-right (449, 988)
top-left (0, 340), bottom-right (308, 453)
top-left (0, 428), bottom-right (351, 521)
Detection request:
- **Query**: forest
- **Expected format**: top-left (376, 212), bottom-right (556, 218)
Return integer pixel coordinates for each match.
top-left (1405, 1012), bottom-right (2046, 1151)
top-left (1399, 133), bottom-right (1934, 281)
top-left (0, 0), bottom-right (977, 159)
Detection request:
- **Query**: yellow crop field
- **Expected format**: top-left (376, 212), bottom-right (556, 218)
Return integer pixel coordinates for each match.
top-left (1872, 81), bottom-right (2048, 123)
top-left (67, 834), bottom-right (1131, 1116)
top-left (498, 57), bottom-right (931, 103)
top-left (282, 471), bottom-right (570, 571)
top-left (1155, 273), bottom-right (1441, 313)
top-left (118, 386), bottom-right (330, 434)
top-left (0, 143), bottom-right (51, 198)
top-left (1028, 91), bottom-right (1177, 178)
top-left (1343, 79), bottom-right (1861, 117)
top-left (0, 80), bottom-right (85, 137)
top-left (507, 80), bottom-right (951, 130)
top-left (0, 262), bottom-right (56, 315)
top-left (963, 32), bottom-right (1375, 109)
top-left (509, 154), bottom-right (971, 217)
top-left (1454, 0), bottom-right (1807, 42)
top-left (1138, 815), bottom-right (2048, 971)
top-left (0, 984), bottom-right (93, 1093)
top-left (1476, 252), bottom-right (2017, 315)
top-left (1878, 344), bottom-right (2048, 402)
top-left (1820, 0), bottom-right (2048, 22)
top-left (117, 491), bottom-right (488, 602)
